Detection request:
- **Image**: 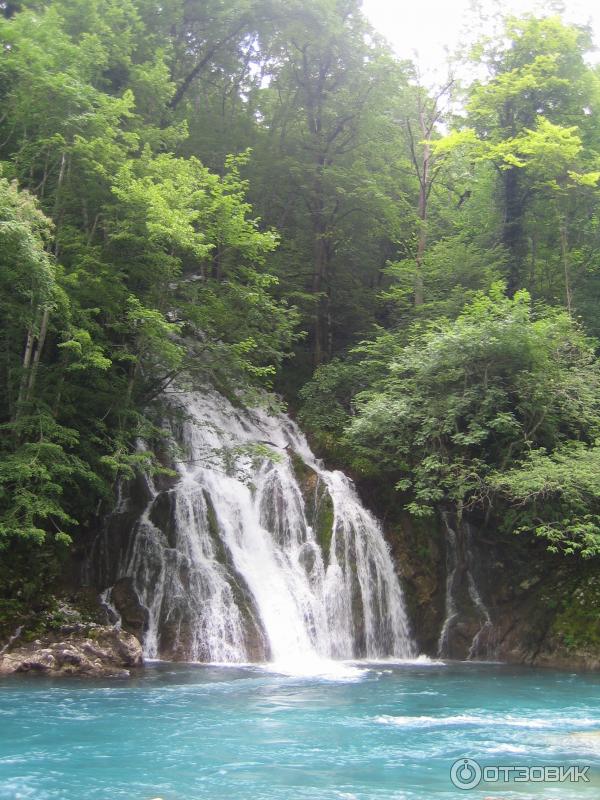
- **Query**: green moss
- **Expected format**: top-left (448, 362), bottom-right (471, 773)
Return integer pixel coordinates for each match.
top-left (289, 450), bottom-right (313, 487)
top-left (287, 449), bottom-right (335, 559)
top-left (203, 491), bottom-right (229, 566)
top-left (1, 588), bottom-right (108, 647)
top-left (314, 490), bottom-right (335, 559)
top-left (552, 576), bottom-right (600, 651)
top-left (0, 598), bottom-right (26, 623)
top-left (0, 598), bottom-right (29, 643)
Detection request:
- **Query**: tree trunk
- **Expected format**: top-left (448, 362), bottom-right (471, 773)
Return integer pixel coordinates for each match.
top-left (414, 109), bottom-right (431, 307)
top-left (14, 316), bottom-right (38, 420)
top-left (502, 166), bottom-right (526, 296)
top-left (312, 217), bottom-right (328, 367)
top-left (24, 305), bottom-right (50, 405)
top-left (560, 218), bottom-right (572, 314)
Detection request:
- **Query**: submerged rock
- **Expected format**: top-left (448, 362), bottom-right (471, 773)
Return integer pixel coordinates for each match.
top-left (0, 625), bottom-right (143, 677)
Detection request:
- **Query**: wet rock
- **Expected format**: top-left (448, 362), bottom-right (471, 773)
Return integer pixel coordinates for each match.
top-left (354, 477), bottom-right (600, 669)
top-left (298, 542), bottom-right (317, 574)
top-left (110, 577), bottom-right (149, 640)
top-left (288, 451), bottom-right (335, 562)
top-left (531, 641), bottom-right (600, 671)
top-left (0, 626), bottom-right (143, 677)
top-left (381, 509), bottom-right (446, 656)
top-left (149, 491), bottom-right (178, 548)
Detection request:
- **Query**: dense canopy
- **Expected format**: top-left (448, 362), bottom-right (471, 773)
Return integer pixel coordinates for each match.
top-left (2, 0), bottom-right (600, 611)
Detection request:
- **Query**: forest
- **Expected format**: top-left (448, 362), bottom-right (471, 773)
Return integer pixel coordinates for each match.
top-left (2, 0), bottom-right (600, 617)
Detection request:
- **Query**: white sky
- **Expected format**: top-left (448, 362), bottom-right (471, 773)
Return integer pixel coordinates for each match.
top-left (362, 0), bottom-right (600, 79)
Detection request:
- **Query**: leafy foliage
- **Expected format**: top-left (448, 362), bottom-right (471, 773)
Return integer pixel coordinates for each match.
top-left (303, 284), bottom-right (600, 556)
top-left (489, 444), bottom-right (600, 557)
top-left (2, 0), bottom-right (600, 614)
top-left (0, 1), bottom-right (300, 598)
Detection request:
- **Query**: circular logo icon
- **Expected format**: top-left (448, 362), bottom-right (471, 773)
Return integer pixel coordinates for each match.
top-left (450, 758), bottom-right (482, 790)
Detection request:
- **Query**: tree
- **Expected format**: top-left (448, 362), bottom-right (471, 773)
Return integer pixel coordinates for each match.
top-left (0, 174), bottom-right (59, 419)
top-left (463, 15), bottom-right (598, 295)
top-left (0, 0), bottom-right (300, 577)
top-left (301, 283), bottom-right (600, 558)
top-left (251, 0), bottom-right (409, 369)
top-left (0, 174), bottom-right (97, 548)
top-left (490, 442), bottom-right (600, 558)
top-left (401, 75), bottom-right (454, 306)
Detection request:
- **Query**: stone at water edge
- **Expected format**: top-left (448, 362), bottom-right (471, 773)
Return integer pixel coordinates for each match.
top-left (0, 625), bottom-right (143, 677)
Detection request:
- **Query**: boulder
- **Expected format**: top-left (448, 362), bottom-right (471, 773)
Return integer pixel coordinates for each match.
top-left (0, 625), bottom-right (143, 678)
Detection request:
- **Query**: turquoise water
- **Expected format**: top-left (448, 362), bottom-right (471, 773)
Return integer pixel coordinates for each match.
top-left (1, 661), bottom-right (599, 799)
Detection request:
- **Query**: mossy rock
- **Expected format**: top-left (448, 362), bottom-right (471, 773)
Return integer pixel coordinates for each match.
top-left (203, 490), bottom-right (230, 566)
top-left (552, 576), bottom-right (600, 651)
top-left (314, 489), bottom-right (335, 560)
top-left (287, 450), bottom-right (335, 562)
top-left (289, 450), bottom-right (318, 495)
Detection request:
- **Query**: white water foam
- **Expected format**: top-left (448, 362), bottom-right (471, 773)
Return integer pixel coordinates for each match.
top-left (375, 714), bottom-right (600, 729)
top-left (260, 658), bottom-right (369, 681)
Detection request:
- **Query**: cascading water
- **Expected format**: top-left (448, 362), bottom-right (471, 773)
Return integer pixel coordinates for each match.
top-left (96, 389), bottom-right (416, 668)
top-left (437, 513), bottom-right (459, 657)
top-left (437, 512), bottom-right (495, 660)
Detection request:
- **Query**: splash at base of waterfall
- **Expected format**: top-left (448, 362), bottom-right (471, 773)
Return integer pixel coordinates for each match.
top-left (95, 388), bottom-right (416, 669)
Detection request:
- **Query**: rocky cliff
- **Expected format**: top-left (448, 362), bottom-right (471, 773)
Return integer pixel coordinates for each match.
top-left (365, 480), bottom-right (600, 671)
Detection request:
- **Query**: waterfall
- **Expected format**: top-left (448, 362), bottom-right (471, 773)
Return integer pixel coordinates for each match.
top-left (97, 388), bottom-right (416, 667)
top-left (437, 513), bottom-right (459, 657)
top-left (464, 521), bottom-right (495, 659)
top-left (437, 512), bottom-right (495, 660)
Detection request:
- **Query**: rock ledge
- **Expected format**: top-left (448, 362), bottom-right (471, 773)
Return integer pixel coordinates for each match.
top-left (0, 625), bottom-right (143, 677)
